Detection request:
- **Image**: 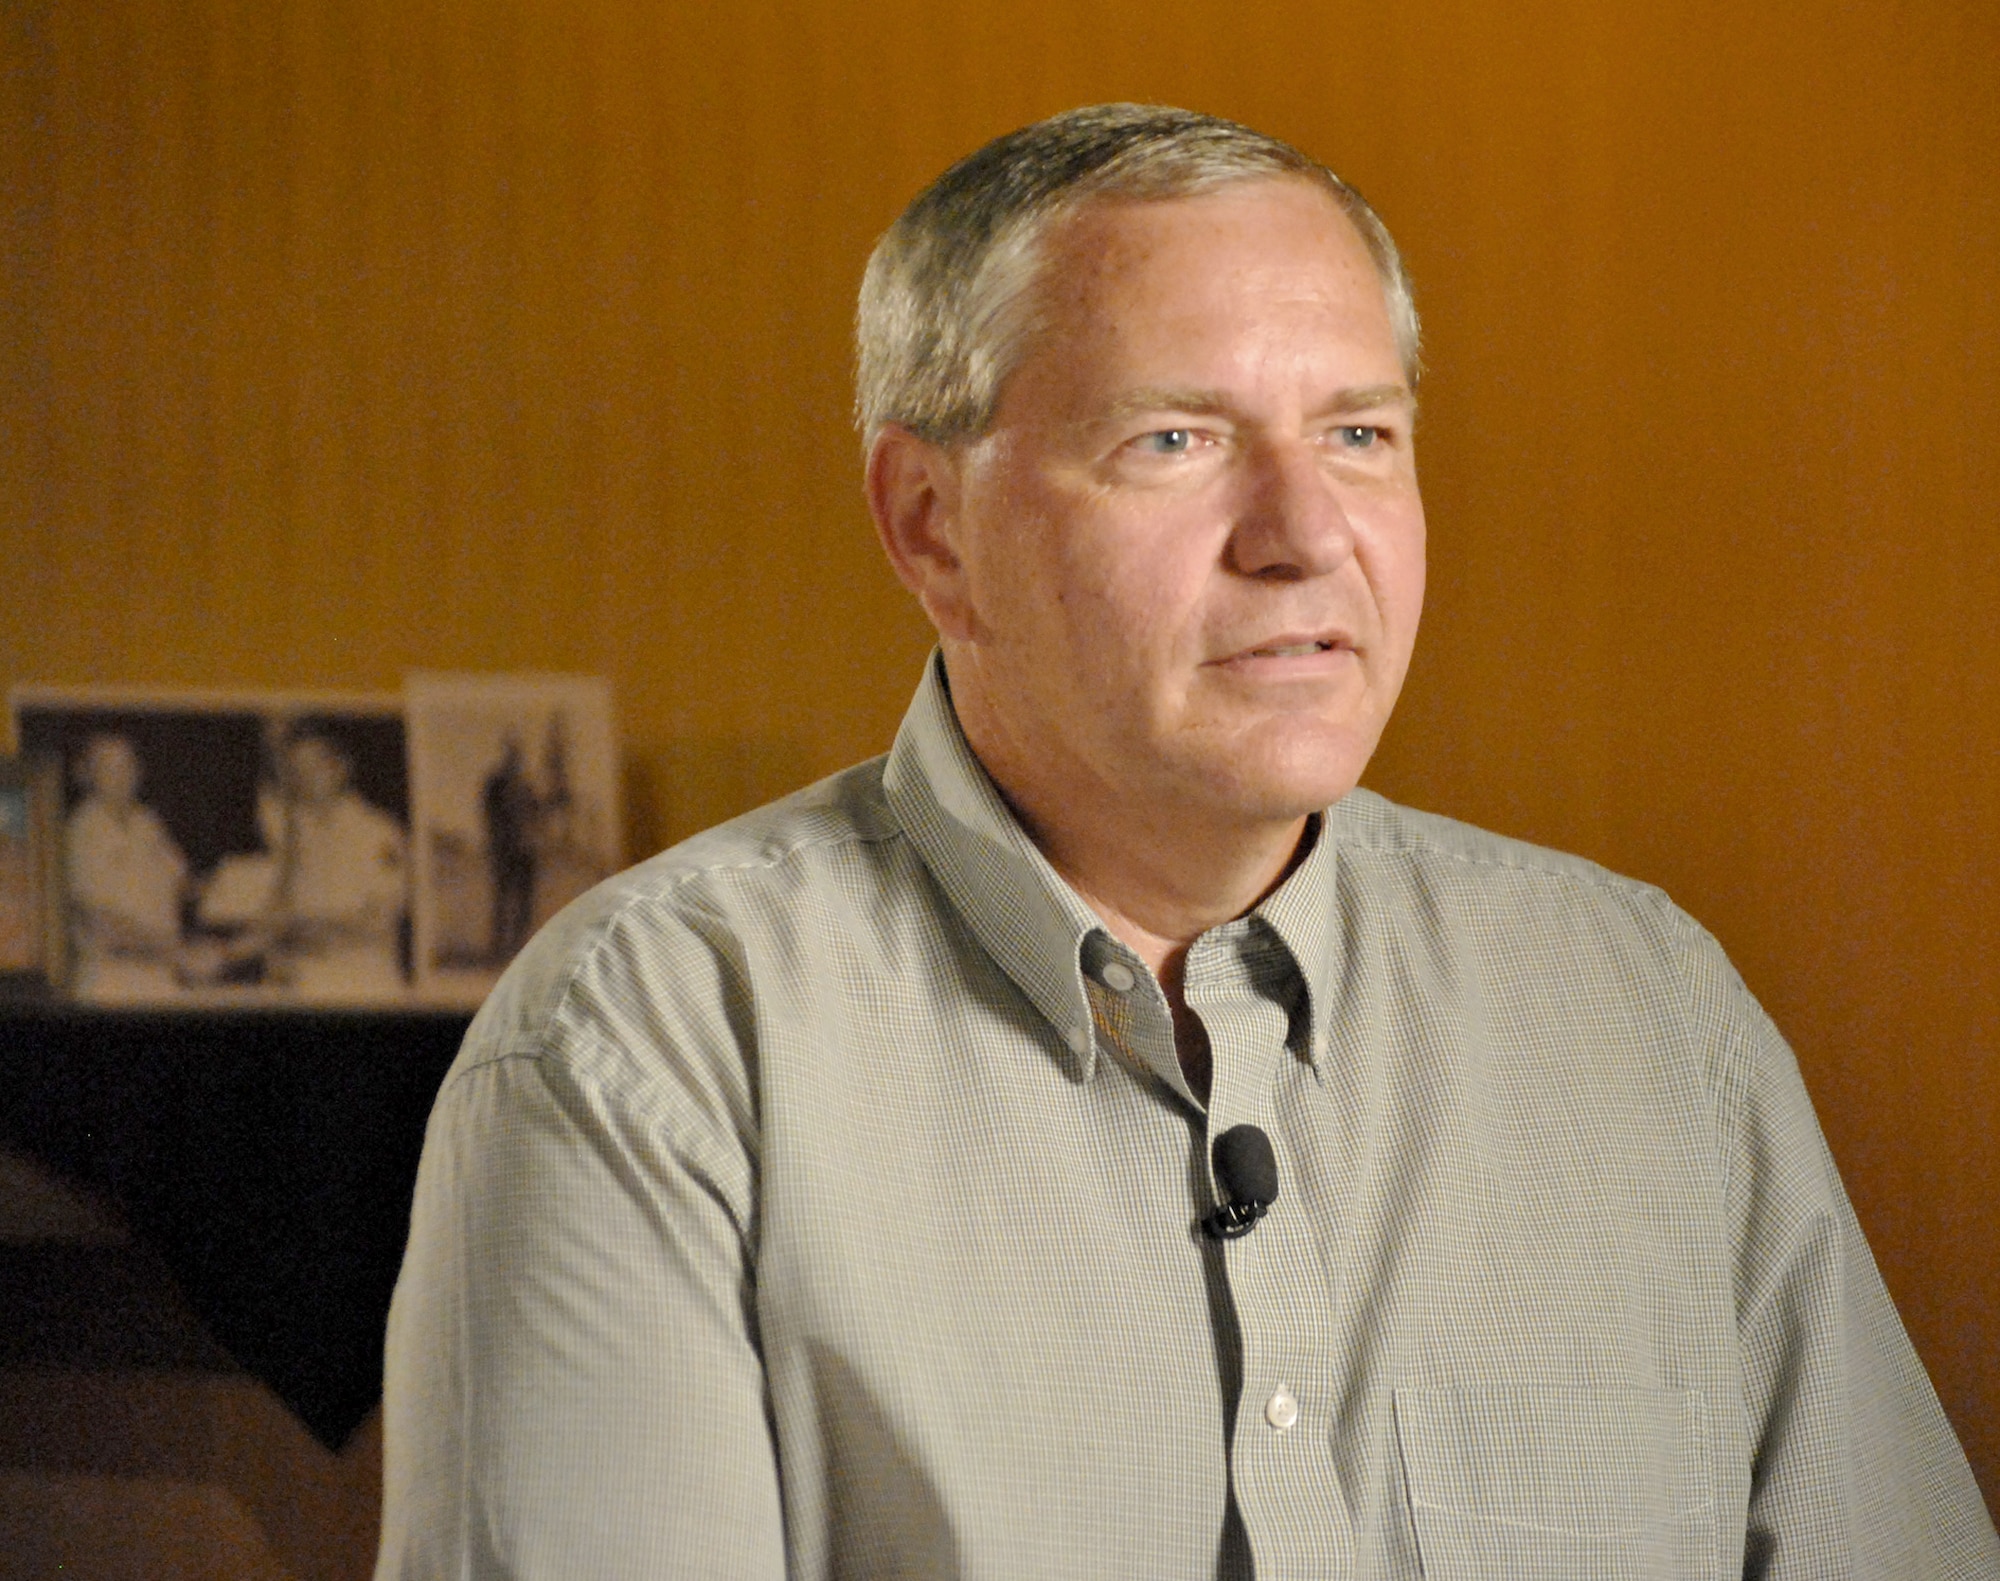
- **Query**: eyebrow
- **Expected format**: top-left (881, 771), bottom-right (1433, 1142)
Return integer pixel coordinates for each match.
top-left (1099, 382), bottom-right (1416, 423)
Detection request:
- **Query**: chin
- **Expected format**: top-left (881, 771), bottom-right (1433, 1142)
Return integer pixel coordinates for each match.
top-left (1187, 725), bottom-right (1378, 824)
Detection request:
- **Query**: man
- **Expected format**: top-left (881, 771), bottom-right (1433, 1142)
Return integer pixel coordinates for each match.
top-left (379, 106), bottom-right (1998, 1577)
top-left (481, 732), bottom-right (539, 963)
top-left (65, 731), bottom-right (189, 1001)
top-left (262, 728), bottom-right (407, 999)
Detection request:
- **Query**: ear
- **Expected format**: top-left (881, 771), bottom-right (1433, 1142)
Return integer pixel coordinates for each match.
top-left (866, 424), bottom-right (980, 642)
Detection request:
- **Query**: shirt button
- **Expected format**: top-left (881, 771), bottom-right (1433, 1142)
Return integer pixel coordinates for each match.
top-left (1265, 1390), bottom-right (1300, 1431)
top-left (1098, 960), bottom-right (1137, 994)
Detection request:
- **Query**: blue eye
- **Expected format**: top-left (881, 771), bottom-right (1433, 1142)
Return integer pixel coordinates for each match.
top-left (1141, 429), bottom-right (1194, 454)
top-left (1338, 425), bottom-right (1380, 449)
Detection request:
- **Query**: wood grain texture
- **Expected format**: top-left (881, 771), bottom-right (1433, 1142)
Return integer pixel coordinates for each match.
top-left (3, 0), bottom-right (1995, 1549)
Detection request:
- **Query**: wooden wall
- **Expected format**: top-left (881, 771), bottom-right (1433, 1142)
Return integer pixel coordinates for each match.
top-left (3, 0), bottom-right (1994, 1565)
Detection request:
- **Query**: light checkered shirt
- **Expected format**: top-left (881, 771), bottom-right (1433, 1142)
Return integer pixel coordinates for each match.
top-left (379, 656), bottom-right (1998, 1579)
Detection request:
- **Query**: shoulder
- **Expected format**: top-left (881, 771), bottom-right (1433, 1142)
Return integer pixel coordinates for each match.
top-left (139, 804), bottom-right (183, 854)
top-left (66, 800), bottom-right (109, 838)
top-left (1327, 787), bottom-right (1705, 944)
top-left (1330, 786), bottom-right (1650, 893)
top-left (1329, 789), bottom-right (1792, 1163)
top-left (630, 752), bottom-right (904, 896)
top-left (1326, 787), bottom-right (1762, 1050)
top-left (446, 755), bottom-right (905, 1088)
top-left (339, 792), bottom-right (403, 835)
top-left (576, 750), bottom-right (908, 960)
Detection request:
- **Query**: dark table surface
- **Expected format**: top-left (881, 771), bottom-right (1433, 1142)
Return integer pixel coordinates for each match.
top-left (0, 1002), bottom-right (469, 1449)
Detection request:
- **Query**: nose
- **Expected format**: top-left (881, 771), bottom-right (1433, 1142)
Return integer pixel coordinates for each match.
top-left (1223, 438), bottom-right (1357, 580)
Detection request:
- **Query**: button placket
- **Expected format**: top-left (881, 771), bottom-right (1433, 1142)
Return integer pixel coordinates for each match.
top-left (1192, 927), bottom-right (1353, 1576)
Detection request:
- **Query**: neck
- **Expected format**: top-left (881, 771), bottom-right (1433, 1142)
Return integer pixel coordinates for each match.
top-left (1024, 801), bottom-right (1308, 979)
top-left (946, 664), bottom-right (1316, 1109)
top-left (941, 652), bottom-right (1317, 975)
top-left (953, 677), bottom-right (1311, 982)
top-left (1002, 776), bottom-right (1308, 1111)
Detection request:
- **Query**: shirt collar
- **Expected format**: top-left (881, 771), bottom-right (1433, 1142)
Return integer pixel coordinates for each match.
top-left (1244, 812), bottom-right (1340, 1070)
top-left (881, 651), bottom-right (1342, 1082)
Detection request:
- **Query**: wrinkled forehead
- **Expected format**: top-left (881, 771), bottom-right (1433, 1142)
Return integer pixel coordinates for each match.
top-left (1049, 178), bottom-right (1368, 289)
top-left (1006, 180), bottom-right (1386, 355)
top-left (991, 181), bottom-right (1403, 418)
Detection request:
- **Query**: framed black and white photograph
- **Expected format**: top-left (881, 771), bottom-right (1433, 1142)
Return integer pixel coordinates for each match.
top-left (406, 672), bottom-right (622, 1007)
top-left (9, 688), bottom-right (413, 1008)
top-left (0, 753), bottom-right (66, 995)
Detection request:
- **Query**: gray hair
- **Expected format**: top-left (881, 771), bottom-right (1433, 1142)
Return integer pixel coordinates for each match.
top-left (855, 103), bottom-right (1421, 448)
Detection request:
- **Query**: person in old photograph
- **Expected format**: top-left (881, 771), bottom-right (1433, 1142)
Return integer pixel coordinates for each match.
top-left (258, 727), bottom-right (408, 999)
top-left (378, 106), bottom-right (2000, 1576)
top-left (525, 709), bottom-right (611, 926)
top-left (481, 733), bottom-right (539, 963)
top-left (63, 731), bottom-right (190, 1001)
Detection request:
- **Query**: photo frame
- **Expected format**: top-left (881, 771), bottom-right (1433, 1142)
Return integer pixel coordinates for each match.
top-left (9, 687), bottom-right (412, 1008)
top-left (406, 672), bottom-right (622, 1007)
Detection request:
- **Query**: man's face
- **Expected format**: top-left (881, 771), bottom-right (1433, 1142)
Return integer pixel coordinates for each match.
top-left (83, 736), bottom-right (141, 806)
top-left (934, 179), bottom-right (1426, 832)
top-left (286, 737), bottom-right (348, 805)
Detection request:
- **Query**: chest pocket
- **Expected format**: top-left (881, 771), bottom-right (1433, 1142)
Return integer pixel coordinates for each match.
top-left (1392, 1386), bottom-right (1716, 1580)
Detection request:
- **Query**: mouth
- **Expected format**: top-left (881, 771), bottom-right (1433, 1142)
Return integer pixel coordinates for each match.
top-left (1244, 640), bottom-right (1335, 659)
top-left (1211, 633), bottom-right (1351, 666)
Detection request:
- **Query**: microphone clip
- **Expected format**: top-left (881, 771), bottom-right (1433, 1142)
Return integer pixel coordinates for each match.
top-left (1201, 1198), bottom-right (1271, 1240)
top-left (1202, 1122), bottom-right (1279, 1240)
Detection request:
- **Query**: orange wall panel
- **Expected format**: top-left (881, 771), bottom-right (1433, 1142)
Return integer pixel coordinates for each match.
top-left (3, 0), bottom-right (1995, 1540)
